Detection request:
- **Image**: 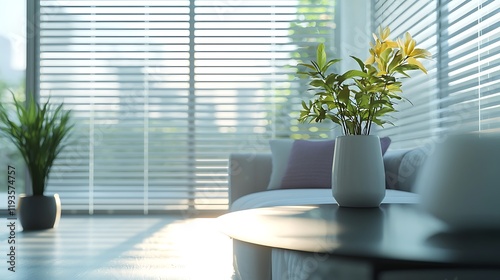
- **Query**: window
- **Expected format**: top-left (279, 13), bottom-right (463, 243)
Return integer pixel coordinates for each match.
top-left (37, 0), bottom-right (337, 213)
top-left (439, 1), bottom-right (500, 133)
top-left (374, 0), bottom-right (500, 148)
top-left (0, 0), bottom-right (27, 195)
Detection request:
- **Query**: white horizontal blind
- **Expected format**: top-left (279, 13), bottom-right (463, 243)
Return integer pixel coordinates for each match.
top-left (439, 0), bottom-right (500, 133)
top-left (38, 0), bottom-right (336, 213)
top-left (374, 0), bottom-right (500, 148)
top-left (373, 0), bottom-right (439, 148)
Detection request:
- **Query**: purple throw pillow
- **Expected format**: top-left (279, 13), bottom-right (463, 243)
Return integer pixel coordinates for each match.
top-left (279, 140), bottom-right (335, 189)
top-left (380, 136), bottom-right (391, 155)
top-left (279, 137), bottom-right (391, 189)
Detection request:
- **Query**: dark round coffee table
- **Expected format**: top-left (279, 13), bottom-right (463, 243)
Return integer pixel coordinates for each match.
top-left (218, 203), bottom-right (500, 279)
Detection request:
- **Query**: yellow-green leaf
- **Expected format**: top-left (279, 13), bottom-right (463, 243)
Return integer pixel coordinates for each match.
top-left (342, 69), bottom-right (368, 80)
top-left (316, 43), bottom-right (326, 69)
top-left (410, 48), bottom-right (432, 59)
top-left (338, 86), bottom-right (350, 103)
top-left (407, 57), bottom-right (427, 74)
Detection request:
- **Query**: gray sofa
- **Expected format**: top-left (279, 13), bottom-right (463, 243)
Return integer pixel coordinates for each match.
top-left (228, 148), bottom-right (428, 280)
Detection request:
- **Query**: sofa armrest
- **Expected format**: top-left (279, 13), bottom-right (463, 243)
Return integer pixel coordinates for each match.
top-left (229, 153), bottom-right (272, 206)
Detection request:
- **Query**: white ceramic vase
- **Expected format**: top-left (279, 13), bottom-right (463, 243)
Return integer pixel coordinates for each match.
top-left (332, 135), bottom-right (386, 207)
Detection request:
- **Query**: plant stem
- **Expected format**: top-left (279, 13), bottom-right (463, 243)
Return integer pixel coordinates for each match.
top-left (318, 70), bottom-right (349, 135)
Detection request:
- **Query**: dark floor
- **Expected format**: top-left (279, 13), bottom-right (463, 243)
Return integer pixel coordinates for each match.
top-left (0, 215), bottom-right (233, 280)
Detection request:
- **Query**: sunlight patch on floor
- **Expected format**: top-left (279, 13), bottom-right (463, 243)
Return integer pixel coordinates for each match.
top-left (85, 219), bottom-right (234, 280)
top-left (0, 216), bottom-right (234, 280)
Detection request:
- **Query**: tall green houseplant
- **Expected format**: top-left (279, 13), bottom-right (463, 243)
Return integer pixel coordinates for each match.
top-left (0, 93), bottom-right (73, 196)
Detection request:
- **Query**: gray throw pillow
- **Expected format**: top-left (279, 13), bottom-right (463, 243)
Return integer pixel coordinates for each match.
top-left (267, 139), bottom-right (295, 190)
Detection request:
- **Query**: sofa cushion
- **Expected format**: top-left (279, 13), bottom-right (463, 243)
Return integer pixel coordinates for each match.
top-left (274, 137), bottom-right (391, 189)
top-left (397, 148), bottom-right (428, 192)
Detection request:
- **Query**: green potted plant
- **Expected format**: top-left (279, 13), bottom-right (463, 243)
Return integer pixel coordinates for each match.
top-left (298, 27), bottom-right (431, 207)
top-left (0, 93), bottom-right (73, 230)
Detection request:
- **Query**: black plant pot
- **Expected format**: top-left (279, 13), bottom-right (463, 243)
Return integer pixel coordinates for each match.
top-left (19, 194), bottom-right (61, 231)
